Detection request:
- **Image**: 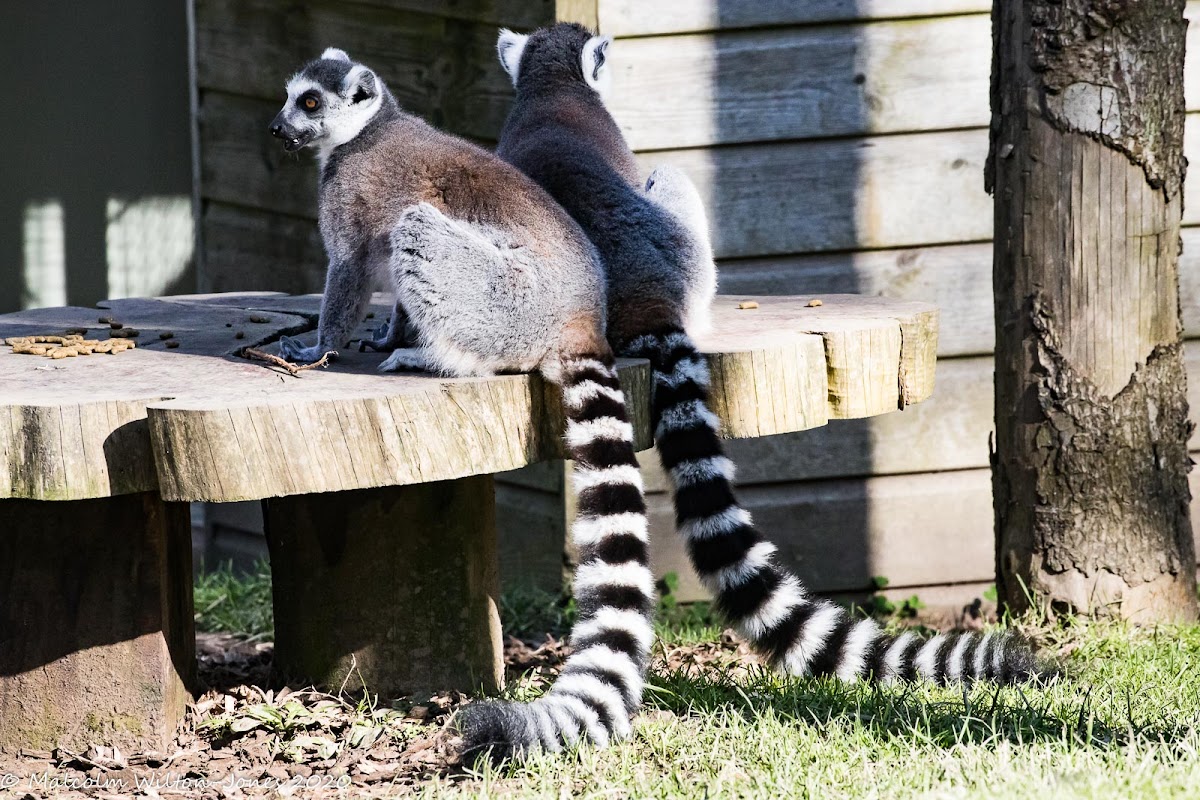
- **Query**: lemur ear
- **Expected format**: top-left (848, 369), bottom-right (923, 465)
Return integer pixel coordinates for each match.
top-left (322, 47), bottom-right (351, 63)
top-left (581, 35), bottom-right (613, 98)
top-left (496, 28), bottom-right (529, 87)
top-left (343, 65), bottom-right (377, 103)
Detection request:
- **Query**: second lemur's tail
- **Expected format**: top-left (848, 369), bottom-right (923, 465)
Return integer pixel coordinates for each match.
top-left (457, 351), bottom-right (655, 764)
top-left (623, 328), bottom-right (1048, 684)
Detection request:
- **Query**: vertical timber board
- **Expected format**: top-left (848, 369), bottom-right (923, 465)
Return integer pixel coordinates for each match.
top-left (0, 494), bottom-right (195, 752)
top-left (988, 0), bottom-right (1197, 620)
top-left (264, 477), bottom-right (504, 696)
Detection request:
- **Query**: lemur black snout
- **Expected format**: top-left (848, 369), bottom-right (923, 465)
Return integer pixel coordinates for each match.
top-left (270, 123), bottom-right (284, 137)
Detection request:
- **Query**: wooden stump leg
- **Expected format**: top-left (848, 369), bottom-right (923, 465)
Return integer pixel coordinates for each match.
top-left (264, 475), bottom-right (503, 696)
top-left (0, 493), bottom-right (195, 752)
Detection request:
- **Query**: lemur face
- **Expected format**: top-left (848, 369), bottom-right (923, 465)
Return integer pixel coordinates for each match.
top-left (270, 48), bottom-right (381, 154)
top-left (497, 23), bottom-right (612, 104)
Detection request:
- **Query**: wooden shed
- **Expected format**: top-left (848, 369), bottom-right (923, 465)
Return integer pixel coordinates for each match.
top-left (189, 0), bottom-right (1200, 604)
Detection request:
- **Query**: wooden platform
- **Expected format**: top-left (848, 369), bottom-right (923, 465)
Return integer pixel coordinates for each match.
top-left (0, 292), bottom-right (937, 751)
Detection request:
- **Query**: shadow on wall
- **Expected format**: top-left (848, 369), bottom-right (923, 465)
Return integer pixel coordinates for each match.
top-left (0, 0), bottom-right (194, 313)
top-left (706, 0), bottom-right (871, 597)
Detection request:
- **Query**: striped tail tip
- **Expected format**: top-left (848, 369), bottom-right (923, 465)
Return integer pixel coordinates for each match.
top-left (457, 350), bottom-right (654, 766)
top-left (456, 687), bottom-right (628, 766)
top-left (456, 700), bottom-right (539, 766)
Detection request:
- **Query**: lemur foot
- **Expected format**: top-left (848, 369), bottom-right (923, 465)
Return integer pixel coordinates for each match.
top-left (378, 348), bottom-right (433, 373)
top-left (278, 335), bottom-right (326, 364)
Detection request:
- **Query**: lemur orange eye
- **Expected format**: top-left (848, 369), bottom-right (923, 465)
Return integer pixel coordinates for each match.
top-left (303, 96), bottom-right (318, 110)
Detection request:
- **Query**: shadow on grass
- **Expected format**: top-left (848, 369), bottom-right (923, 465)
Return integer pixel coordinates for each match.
top-left (643, 662), bottom-right (1196, 755)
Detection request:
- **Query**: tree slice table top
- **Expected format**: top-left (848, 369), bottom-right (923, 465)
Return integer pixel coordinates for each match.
top-left (0, 293), bottom-right (938, 502)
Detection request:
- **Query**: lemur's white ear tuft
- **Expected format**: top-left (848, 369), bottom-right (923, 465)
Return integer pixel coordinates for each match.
top-left (322, 47), bottom-right (351, 63)
top-left (581, 35), bottom-right (613, 99)
top-left (496, 28), bottom-right (529, 87)
top-left (342, 65), bottom-right (378, 103)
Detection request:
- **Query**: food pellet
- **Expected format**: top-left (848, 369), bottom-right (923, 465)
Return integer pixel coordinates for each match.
top-left (249, 315), bottom-right (270, 323)
top-left (166, 340), bottom-right (180, 349)
top-left (807, 298), bottom-right (824, 307)
top-left (159, 331), bottom-right (174, 340)
top-left (109, 321), bottom-right (124, 330)
top-left (736, 300), bottom-right (759, 310)
top-left (235, 331), bottom-right (245, 339)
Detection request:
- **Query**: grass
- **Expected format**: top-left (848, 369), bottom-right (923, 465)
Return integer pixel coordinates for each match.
top-left (193, 560), bottom-right (274, 639)
top-left (194, 564), bottom-right (1200, 799)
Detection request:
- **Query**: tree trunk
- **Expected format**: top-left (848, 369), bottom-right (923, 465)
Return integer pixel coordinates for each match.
top-left (987, 0), bottom-right (1197, 621)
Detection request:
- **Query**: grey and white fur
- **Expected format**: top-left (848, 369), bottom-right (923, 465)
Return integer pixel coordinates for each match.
top-left (494, 24), bottom-right (1050, 712)
top-left (270, 48), bottom-right (658, 763)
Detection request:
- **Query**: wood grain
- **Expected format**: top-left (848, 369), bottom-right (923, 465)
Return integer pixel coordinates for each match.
top-left (0, 493), bottom-right (194, 751)
top-left (198, 91), bottom-right (1200, 261)
top-left (3, 293), bottom-right (928, 501)
top-left (634, 344), bottom-right (1200, 493)
top-left (607, 4), bottom-right (1200, 150)
top-left (597, 0), bottom-right (993, 36)
top-left (718, 227), bottom-right (1200, 359)
top-left (266, 477), bottom-right (503, 694)
top-left (0, 300), bottom-right (309, 500)
top-left (608, 14), bottom-right (991, 150)
top-left (194, 0), bottom-right (514, 140)
top-left (200, 202), bottom-right (325, 294)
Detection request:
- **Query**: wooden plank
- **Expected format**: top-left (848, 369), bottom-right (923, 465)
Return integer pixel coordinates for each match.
top-left (194, 0), bottom-right (513, 139)
top-left (556, 0), bottom-right (598, 28)
top-left (650, 465), bottom-right (1200, 604)
top-left (266, 477), bottom-right (503, 695)
top-left (649, 468), bottom-right (996, 602)
top-left (637, 128), bottom-right (993, 258)
top-left (200, 92), bottom-right (1000, 245)
top-left (201, 93), bottom-right (1200, 260)
top-left (149, 294), bottom-right (933, 501)
top-left (601, 0), bottom-right (1200, 42)
top-left (642, 115), bottom-right (1200, 259)
top-left (200, 202), bottom-right (325, 294)
top-left (199, 93), bottom-right (318, 220)
top-left (609, 4), bottom-right (1200, 150)
top-left (716, 224), bottom-right (1200, 361)
top-left (361, 0), bottom-right (552, 28)
top-left (609, 14), bottom-right (991, 150)
top-left (638, 344), bottom-right (1200, 492)
top-left (0, 302), bottom-right (308, 500)
top-left (0, 493), bottom-right (194, 751)
top-left (597, 0), bottom-right (993, 36)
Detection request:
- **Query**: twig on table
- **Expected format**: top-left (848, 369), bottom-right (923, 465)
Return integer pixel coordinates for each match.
top-left (241, 347), bottom-right (335, 376)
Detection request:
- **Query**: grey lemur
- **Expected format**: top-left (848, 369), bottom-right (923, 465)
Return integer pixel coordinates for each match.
top-left (270, 48), bottom-right (657, 763)
top-left (494, 24), bottom-right (1050, 703)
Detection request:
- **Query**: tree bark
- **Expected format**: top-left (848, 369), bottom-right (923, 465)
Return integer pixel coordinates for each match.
top-left (987, 0), bottom-right (1197, 621)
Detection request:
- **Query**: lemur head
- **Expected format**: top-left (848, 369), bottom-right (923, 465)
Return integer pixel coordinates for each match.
top-left (497, 23), bottom-right (612, 103)
top-left (269, 48), bottom-right (384, 157)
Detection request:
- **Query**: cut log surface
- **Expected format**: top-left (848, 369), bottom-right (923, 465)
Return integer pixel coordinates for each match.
top-left (0, 293), bottom-right (937, 503)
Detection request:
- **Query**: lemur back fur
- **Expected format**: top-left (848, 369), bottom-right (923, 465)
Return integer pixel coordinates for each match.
top-left (270, 48), bottom-right (657, 764)
top-left (496, 23), bottom-right (1049, 694)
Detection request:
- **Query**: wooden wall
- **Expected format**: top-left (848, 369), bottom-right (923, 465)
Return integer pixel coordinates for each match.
top-left (193, 1), bottom-right (1200, 604)
top-left (586, 0), bottom-right (1200, 602)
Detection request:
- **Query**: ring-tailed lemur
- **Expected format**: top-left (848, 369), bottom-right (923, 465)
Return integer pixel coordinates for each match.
top-left (270, 48), bottom-right (657, 762)
top-left (495, 24), bottom-right (1049, 693)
